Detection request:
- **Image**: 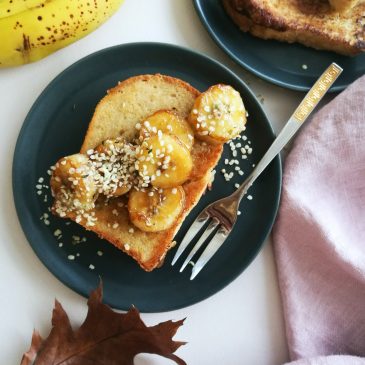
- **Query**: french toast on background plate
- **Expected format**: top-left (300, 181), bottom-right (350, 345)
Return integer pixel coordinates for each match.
top-left (223, 0), bottom-right (365, 55)
top-left (50, 74), bottom-right (247, 271)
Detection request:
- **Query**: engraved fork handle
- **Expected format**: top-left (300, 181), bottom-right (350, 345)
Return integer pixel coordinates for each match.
top-left (233, 63), bottom-right (343, 202)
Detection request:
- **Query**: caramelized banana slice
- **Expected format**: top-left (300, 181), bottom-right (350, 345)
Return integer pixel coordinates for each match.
top-left (128, 186), bottom-right (185, 232)
top-left (189, 84), bottom-right (247, 144)
top-left (93, 138), bottom-right (134, 197)
top-left (136, 134), bottom-right (193, 188)
top-left (50, 154), bottom-right (97, 213)
top-left (139, 110), bottom-right (194, 150)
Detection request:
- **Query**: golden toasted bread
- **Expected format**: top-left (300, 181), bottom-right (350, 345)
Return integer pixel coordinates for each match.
top-left (74, 74), bottom-right (223, 271)
top-left (223, 0), bottom-right (365, 55)
top-left (329, 0), bottom-right (364, 13)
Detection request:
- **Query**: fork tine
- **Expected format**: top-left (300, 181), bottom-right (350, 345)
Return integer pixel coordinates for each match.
top-left (190, 226), bottom-right (230, 280)
top-left (171, 211), bottom-right (210, 266)
top-left (179, 218), bottom-right (219, 273)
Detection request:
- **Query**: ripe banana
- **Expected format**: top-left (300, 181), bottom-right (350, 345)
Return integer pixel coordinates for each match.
top-left (0, 0), bottom-right (124, 68)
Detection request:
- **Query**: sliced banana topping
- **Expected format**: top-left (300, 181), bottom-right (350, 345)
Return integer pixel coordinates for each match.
top-left (189, 84), bottom-right (247, 144)
top-left (139, 110), bottom-right (194, 150)
top-left (92, 138), bottom-right (135, 197)
top-left (51, 84), bottom-right (249, 233)
top-left (50, 154), bottom-right (98, 214)
top-left (136, 134), bottom-right (193, 188)
top-left (128, 186), bottom-right (185, 232)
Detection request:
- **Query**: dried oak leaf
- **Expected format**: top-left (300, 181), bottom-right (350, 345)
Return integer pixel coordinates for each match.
top-left (21, 283), bottom-right (186, 365)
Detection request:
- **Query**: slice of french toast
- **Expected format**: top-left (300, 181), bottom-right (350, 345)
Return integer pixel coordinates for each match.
top-left (223, 0), bottom-right (365, 55)
top-left (75, 74), bottom-right (223, 271)
top-left (329, 0), bottom-right (364, 13)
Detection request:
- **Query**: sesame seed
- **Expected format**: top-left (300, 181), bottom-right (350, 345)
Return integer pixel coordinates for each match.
top-left (89, 264), bottom-right (95, 270)
top-left (97, 250), bottom-right (103, 256)
top-left (192, 109), bottom-right (198, 114)
top-left (124, 243), bottom-right (130, 251)
top-left (238, 211), bottom-right (242, 216)
top-left (129, 228), bottom-right (134, 233)
top-left (87, 149), bottom-right (94, 155)
top-left (247, 195), bottom-right (253, 200)
top-left (302, 64), bottom-right (308, 70)
top-left (68, 255), bottom-right (75, 260)
top-left (238, 171), bottom-right (244, 176)
top-left (38, 177), bottom-right (44, 183)
top-left (135, 122), bottom-right (141, 130)
top-left (54, 229), bottom-right (62, 237)
top-left (234, 183), bottom-right (240, 188)
top-left (171, 188), bottom-right (177, 194)
top-left (37, 191), bottom-right (42, 195)
top-left (148, 191), bottom-right (154, 196)
top-left (112, 223), bottom-right (119, 229)
top-left (58, 243), bottom-right (63, 247)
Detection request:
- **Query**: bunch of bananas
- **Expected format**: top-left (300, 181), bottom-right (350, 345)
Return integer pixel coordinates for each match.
top-left (0, 0), bottom-right (124, 68)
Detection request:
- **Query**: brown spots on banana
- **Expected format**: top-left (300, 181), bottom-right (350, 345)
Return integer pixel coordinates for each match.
top-left (15, 34), bottom-right (31, 62)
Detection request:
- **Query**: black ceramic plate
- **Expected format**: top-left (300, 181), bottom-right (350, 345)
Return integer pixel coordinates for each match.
top-left (194, 0), bottom-right (365, 92)
top-left (13, 42), bottom-right (281, 312)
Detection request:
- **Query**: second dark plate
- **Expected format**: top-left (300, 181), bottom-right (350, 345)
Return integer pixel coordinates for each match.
top-left (194, 0), bottom-right (365, 92)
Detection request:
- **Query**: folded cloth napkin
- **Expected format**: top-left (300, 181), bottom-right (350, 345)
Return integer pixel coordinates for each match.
top-left (273, 75), bottom-right (365, 364)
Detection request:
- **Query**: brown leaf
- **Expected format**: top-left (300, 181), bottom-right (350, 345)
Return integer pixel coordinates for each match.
top-left (21, 283), bottom-right (186, 365)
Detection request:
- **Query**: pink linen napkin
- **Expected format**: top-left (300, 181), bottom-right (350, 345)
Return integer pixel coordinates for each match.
top-left (272, 75), bottom-right (365, 365)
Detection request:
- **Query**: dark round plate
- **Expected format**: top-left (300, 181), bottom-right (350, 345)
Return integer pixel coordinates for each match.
top-left (194, 0), bottom-right (365, 92)
top-left (13, 42), bottom-right (281, 312)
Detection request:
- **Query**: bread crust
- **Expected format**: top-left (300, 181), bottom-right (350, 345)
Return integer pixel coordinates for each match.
top-left (65, 74), bottom-right (223, 271)
top-left (223, 0), bottom-right (365, 55)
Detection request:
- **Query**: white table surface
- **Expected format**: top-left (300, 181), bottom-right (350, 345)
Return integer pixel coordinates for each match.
top-left (0, 0), bottom-right (308, 364)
